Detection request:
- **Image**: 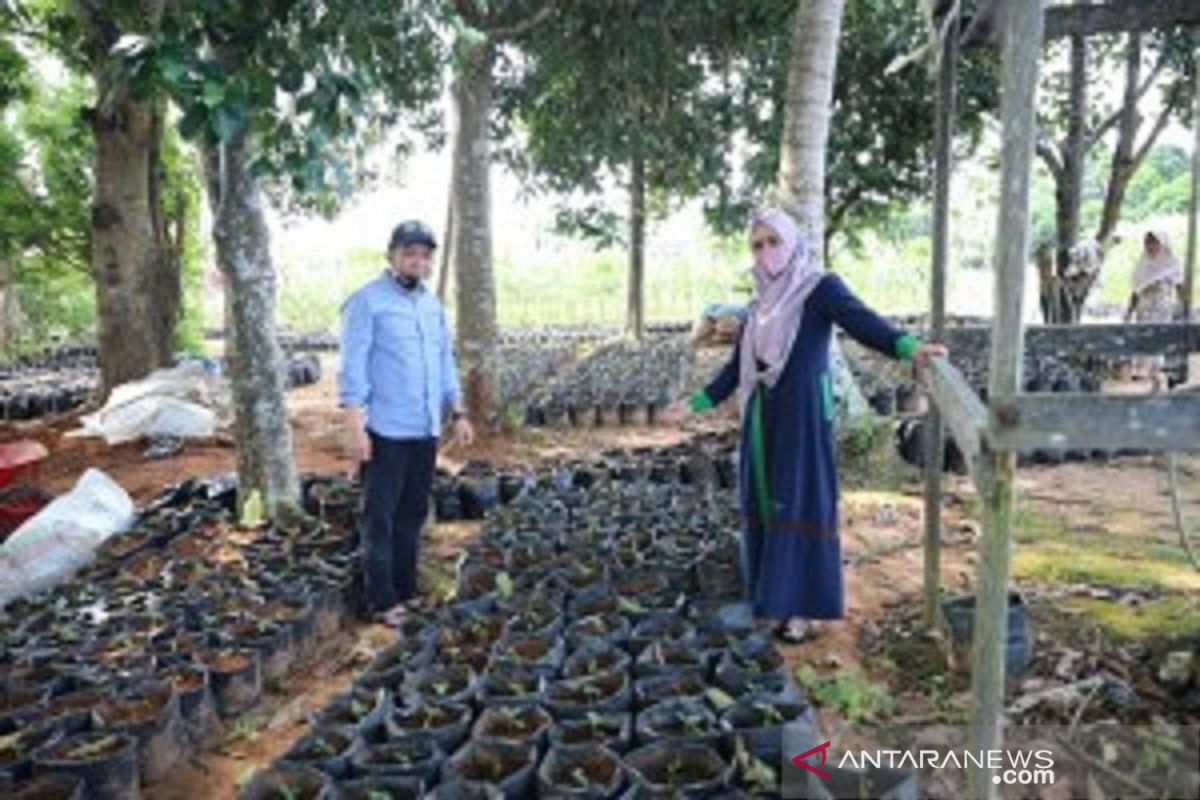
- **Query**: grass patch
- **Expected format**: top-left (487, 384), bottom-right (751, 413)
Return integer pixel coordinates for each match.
top-left (795, 664), bottom-right (895, 723)
top-left (1062, 595), bottom-right (1200, 641)
top-left (1011, 506), bottom-right (1070, 544)
top-left (1013, 540), bottom-right (1200, 594)
top-left (953, 501), bottom-right (1200, 641)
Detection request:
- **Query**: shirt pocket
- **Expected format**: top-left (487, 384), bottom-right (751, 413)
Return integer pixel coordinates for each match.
top-left (376, 310), bottom-right (421, 351)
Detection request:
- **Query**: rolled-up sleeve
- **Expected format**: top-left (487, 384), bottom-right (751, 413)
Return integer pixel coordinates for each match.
top-left (439, 309), bottom-right (463, 411)
top-left (338, 292), bottom-right (372, 407)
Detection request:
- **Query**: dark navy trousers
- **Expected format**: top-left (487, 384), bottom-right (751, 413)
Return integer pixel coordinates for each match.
top-left (359, 431), bottom-right (437, 611)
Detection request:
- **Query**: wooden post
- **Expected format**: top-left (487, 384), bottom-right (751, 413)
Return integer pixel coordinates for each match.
top-left (969, 1), bottom-right (1043, 797)
top-left (1044, 0), bottom-right (1200, 40)
top-left (1186, 29), bottom-right (1199, 336)
top-left (924, 12), bottom-right (958, 627)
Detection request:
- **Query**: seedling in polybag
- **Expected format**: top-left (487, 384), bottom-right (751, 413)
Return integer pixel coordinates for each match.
top-left (311, 737), bottom-right (338, 757)
top-left (752, 700), bottom-right (786, 724)
top-left (736, 743), bottom-right (778, 793)
top-left (65, 734), bottom-right (122, 760)
top-left (617, 596), bottom-right (645, 614)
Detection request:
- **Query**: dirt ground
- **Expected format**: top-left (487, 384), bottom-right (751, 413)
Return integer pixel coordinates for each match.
top-left (3, 354), bottom-right (1198, 796)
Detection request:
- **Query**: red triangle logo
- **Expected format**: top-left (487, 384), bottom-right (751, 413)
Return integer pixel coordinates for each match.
top-left (792, 740), bottom-right (833, 780)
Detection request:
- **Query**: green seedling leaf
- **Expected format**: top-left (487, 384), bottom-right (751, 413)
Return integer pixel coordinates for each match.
top-left (617, 597), bottom-right (645, 614)
top-left (706, 687), bottom-right (736, 711)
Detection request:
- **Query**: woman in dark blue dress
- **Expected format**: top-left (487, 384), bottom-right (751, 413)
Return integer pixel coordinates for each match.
top-left (674, 208), bottom-right (944, 642)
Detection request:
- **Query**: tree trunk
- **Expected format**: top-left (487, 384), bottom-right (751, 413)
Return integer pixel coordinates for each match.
top-left (201, 133), bottom-right (300, 519)
top-left (1096, 31), bottom-right (1177, 248)
top-left (451, 38), bottom-right (499, 430)
top-left (0, 257), bottom-right (11, 356)
top-left (1053, 31), bottom-right (1175, 323)
top-left (774, 0), bottom-right (845, 246)
top-left (1097, 33), bottom-right (1143, 247)
top-left (1054, 30), bottom-right (1087, 297)
top-left (437, 191), bottom-right (454, 302)
top-left (627, 140), bottom-right (646, 340)
top-left (90, 88), bottom-right (178, 395)
top-left (773, 0), bottom-right (867, 431)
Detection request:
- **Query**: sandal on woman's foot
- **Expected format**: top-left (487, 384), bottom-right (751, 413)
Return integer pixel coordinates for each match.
top-left (376, 604), bottom-right (409, 627)
top-left (776, 618), bottom-right (817, 644)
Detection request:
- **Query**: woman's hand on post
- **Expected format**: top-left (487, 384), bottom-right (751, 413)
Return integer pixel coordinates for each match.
top-left (913, 343), bottom-right (948, 371)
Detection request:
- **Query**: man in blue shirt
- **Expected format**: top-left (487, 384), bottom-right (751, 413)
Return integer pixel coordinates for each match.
top-left (339, 219), bottom-right (474, 623)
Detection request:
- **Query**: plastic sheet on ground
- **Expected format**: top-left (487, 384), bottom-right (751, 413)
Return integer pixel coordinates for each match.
top-left (77, 361), bottom-right (231, 444)
top-left (0, 468), bottom-right (135, 608)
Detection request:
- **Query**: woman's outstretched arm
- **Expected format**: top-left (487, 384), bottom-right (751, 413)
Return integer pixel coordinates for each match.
top-left (691, 335), bottom-right (743, 411)
top-left (814, 273), bottom-right (920, 361)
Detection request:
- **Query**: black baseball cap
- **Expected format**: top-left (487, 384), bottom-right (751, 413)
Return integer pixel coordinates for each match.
top-left (388, 220), bottom-right (437, 251)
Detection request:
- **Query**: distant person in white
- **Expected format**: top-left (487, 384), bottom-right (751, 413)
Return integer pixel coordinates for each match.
top-left (1125, 230), bottom-right (1185, 390)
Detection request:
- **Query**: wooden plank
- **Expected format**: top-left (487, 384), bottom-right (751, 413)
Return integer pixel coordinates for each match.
top-left (1045, 0), bottom-right (1200, 40)
top-left (921, 357), bottom-right (987, 470)
top-left (1187, 30), bottom-right (1199, 332)
top-left (989, 392), bottom-right (1200, 452)
top-left (942, 322), bottom-right (1200, 359)
top-left (968, 1), bottom-right (1042, 796)
top-left (923, 16), bottom-right (960, 628)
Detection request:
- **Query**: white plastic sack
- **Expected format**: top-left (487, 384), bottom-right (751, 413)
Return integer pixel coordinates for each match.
top-left (0, 468), bottom-right (135, 607)
top-left (79, 362), bottom-right (230, 444)
top-left (830, 337), bottom-right (871, 430)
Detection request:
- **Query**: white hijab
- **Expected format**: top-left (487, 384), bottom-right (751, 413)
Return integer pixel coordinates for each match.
top-left (737, 208), bottom-right (824, 413)
top-left (1133, 230), bottom-right (1183, 295)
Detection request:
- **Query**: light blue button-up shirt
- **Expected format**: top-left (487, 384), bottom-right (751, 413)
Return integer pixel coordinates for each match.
top-left (338, 271), bottom-right (463, 439)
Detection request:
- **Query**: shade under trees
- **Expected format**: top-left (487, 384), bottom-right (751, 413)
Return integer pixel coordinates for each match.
top-left (118, 0), bottom-right (443, 518)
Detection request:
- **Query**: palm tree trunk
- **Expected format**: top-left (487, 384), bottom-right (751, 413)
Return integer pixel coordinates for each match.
top-left (774, 0), bottom-right (868, 431)
top-left (774, 0), bottom-right (845, 246)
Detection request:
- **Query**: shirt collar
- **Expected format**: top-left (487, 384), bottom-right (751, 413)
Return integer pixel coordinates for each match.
top-left (384, 268), bottom-right (426, 294)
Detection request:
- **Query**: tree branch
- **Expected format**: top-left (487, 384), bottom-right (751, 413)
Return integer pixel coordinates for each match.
top-left (487, 0), bottom-right (554, 42)
top-left (1085, 50), bottom-right (1169, 152)
top-left (1130, 99), bottom-right (1174, 170)
top-left (452, 0), bottom-right (488, 30)
top-left (826, 186), bottom-right (863, 240)
top-left (1036, 138), bottom-right (1064, 182)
